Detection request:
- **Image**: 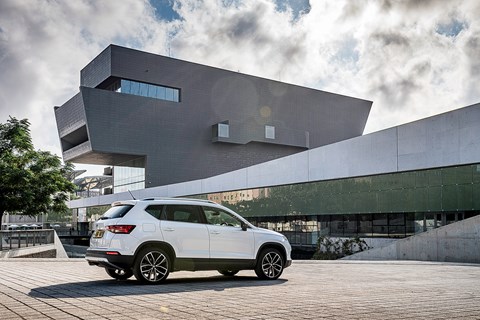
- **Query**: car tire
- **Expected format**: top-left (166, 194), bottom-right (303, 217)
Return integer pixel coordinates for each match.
top-left (105, 268), bottom-right (133, 280)
top-left (255, 248), bottom-right (284, 280)
top-left (133, 247), bottom-right (170, 284)
top-left (218, 270), bottom-right (239, 276)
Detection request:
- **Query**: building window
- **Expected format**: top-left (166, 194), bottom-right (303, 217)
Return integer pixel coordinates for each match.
top-left (212, 122), bottom-right (230, 140)
top-left (218, 123), bottom-right (229, 138)
top-left (113, 166), bottom-right (145, 193)
top-left (265, 125), bottom-right (275, 139)
top-left (108, 79), bottom-right (180, 102)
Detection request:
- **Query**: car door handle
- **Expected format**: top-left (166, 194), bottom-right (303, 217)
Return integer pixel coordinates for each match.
top-left (210, 231), bottom-right (220, 235)
top-left (163, 228), bottom-right (175, 232)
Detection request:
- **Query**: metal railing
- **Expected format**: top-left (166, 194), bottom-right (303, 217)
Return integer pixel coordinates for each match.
top-left (0, 229), bottom-right (55, 251)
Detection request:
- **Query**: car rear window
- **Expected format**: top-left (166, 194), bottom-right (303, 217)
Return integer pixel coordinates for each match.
top-left (144, 205), bottom-right (164, 220)
top-left (99, 205), bottom-right (134, 220)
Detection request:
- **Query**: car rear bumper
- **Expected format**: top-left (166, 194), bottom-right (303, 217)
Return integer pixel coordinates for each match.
top-left (85, 249), bottom-right (134, 270)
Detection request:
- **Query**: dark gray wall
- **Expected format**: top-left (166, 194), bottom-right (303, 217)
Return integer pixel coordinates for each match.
top-left (56, 45), bottom-right (372, 187)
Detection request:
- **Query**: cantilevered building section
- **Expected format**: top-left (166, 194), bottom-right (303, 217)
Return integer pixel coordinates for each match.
top-left (55, 45), bottom-right (372, 189)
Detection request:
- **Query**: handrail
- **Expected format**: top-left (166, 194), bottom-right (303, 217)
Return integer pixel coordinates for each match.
top-left (0, 229), bottom-right (55, 251)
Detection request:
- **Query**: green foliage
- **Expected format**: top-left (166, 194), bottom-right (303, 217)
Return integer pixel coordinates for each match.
top-left (87, 206), bottom-right (110, 219)
top-left (0, 117), bottom-right (76, 221)
top-left (312, 236), bottom-right (370, 260)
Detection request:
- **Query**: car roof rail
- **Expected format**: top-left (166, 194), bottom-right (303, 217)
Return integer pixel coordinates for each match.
top-left (140, 197), bottom-right (217, 204)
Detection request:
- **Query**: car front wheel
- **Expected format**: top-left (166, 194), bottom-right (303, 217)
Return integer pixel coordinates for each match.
top-left (133, 247), bottom-right (170, 284)
top-left (255, 248), bottom-right (284, 280)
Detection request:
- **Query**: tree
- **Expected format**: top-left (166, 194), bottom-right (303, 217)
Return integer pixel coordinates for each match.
top-left (0, 117), bottom-right (75, 225)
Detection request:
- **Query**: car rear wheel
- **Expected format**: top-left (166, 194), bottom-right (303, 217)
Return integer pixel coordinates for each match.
top-left (255, 248), bottom-right (284, 280)
top-left (218, 270), bottom-right (239, 276)
top-left (133, 247), bottom-right (170, 284)
top-left (105, 268), bottom-right (133, 280)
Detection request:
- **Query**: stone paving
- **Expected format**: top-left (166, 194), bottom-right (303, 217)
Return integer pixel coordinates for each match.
top-left (0, 259), bottom-right (479, 319)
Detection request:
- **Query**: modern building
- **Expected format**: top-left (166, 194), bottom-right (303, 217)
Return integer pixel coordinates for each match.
top-left (55, 45), bottom-right (372, 191)
top-left (57, 45), bottom-right (480, 256)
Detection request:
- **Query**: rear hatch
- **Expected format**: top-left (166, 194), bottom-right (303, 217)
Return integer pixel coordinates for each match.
top-left (90, 204), bottom-right (134, 248)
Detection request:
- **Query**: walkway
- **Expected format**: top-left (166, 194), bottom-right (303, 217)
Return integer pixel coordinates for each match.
top-left (0, 259), bottom-right (479, 319)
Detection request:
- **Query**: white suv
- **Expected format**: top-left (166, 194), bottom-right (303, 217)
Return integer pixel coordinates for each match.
top-left (86, 198), bottom-right (292, 284)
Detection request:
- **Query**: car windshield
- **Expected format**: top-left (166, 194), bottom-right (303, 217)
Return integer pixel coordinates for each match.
top-left (99, 205), bottom-right (133, 220)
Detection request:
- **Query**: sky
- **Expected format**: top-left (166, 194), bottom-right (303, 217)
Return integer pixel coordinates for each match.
top-left (1, 0), bottom-right (480, 176)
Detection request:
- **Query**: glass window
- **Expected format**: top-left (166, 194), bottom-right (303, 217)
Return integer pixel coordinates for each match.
top-left (265, 125), bottom-right (275, 139)
top-left (145, 205), bottom-right (164, 220)
top-left (113, 166), bottom-right (145, 193)
top-left (343, 215), bottom-right (357, 236)
top-left (100, 205), bottom-right (133, 220)
top-left (358, 214), bottom-right (372, 236)
top-left (130, 81), bottom-right (140, 95)
top-left (157, 86), bottom-right (166, 100)
top-left (164, 205), bottom-right (202, 223)
top-left (112, 79), bottom-right (180, 103)
top-left (373, 213), bottom-right (387, 225)
top-left (203, 207), bottom-right (242, 227)
top-left (330, 215), bottom-right (344, 236)
top-left (148, 84), bottom-right (157, 98)
top-left (121, 80), bottom-right (131, 94)
top-left (389, 213), bottom-right (405, 226)
top-left (166, 87), bottom-right (174, 101)
top-left (218, 123), bottom-right (229, 138)
top-left (139, 83), bottom-right (148, 96)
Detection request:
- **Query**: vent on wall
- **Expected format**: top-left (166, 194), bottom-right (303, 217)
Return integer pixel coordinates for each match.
top-left (61, 125), bottom-right (89, 152)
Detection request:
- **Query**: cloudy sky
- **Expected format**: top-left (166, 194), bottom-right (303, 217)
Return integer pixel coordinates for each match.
top-left (1, 0), bottom-right (480, 175)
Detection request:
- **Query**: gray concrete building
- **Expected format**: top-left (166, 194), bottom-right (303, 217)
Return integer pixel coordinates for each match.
top-left (55, 45), bottom-right (372, 191)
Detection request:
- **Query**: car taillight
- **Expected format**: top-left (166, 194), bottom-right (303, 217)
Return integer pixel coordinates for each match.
top-left (105, 225), bottom-right (136, 234)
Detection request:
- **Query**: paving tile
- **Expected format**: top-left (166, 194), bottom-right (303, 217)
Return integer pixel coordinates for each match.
top-left (0, 259), bottom-right (480, 319)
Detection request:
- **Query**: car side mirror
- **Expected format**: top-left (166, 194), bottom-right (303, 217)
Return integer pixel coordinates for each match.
top-left (241, 221), bottom-right (248, 231)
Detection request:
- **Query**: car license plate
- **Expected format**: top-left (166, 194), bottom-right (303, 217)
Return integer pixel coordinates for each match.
top-left (93, 229), bottom-right (105, 238)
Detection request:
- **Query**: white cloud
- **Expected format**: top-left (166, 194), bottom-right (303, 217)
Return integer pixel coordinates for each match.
top-left (169, 0), bottom-right (480, 132)
top-left (0, 0), bottom-right (172, 169)
top-left (1, 0), bottom-right (480, 176)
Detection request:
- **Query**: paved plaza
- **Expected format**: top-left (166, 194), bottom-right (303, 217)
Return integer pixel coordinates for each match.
top-left (0, 259), bottom-right (479, 319)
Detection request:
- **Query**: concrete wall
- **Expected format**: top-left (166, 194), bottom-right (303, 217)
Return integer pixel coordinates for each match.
top-left (0, 231), bottom-right (68, 259)
top-left (343, 215), bottom-right (480, 263)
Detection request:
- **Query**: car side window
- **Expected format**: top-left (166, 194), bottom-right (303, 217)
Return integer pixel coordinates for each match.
top-left (163, 205), bottom-right (202, 223)
top-left (203, 207), bottom-right (241, 227)
top-left (144, 205), bottom-right (164, 220)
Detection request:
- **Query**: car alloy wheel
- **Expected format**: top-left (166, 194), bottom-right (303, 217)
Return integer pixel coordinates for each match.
top-left (134, 248), bottom-right (170, 284)
top-left (255, 248), bottom-right (284, 280)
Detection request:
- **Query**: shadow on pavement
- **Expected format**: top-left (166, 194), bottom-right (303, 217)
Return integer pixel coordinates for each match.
top-left (29, 275), bottom-right (287, 298)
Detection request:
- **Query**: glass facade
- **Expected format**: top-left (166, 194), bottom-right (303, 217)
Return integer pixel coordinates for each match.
top-left (193, 164), bottom-right (480, 245)
top-left (107, 79), bottom-right (180, 102)
top-left (113, 166), bottom-right (145, 193)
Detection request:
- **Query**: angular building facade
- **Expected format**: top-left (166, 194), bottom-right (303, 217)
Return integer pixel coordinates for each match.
top-left (55, 45), bottom-right (372, 190)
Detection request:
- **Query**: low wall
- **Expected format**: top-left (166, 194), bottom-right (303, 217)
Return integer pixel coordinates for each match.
top-left (0, 230), bottom-right (68, 259)
top-left (343, 215), bottom-right (480, 263)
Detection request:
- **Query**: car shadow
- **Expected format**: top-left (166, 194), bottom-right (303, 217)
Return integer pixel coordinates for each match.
top-left (29, 275), bottom-right (287, 299)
